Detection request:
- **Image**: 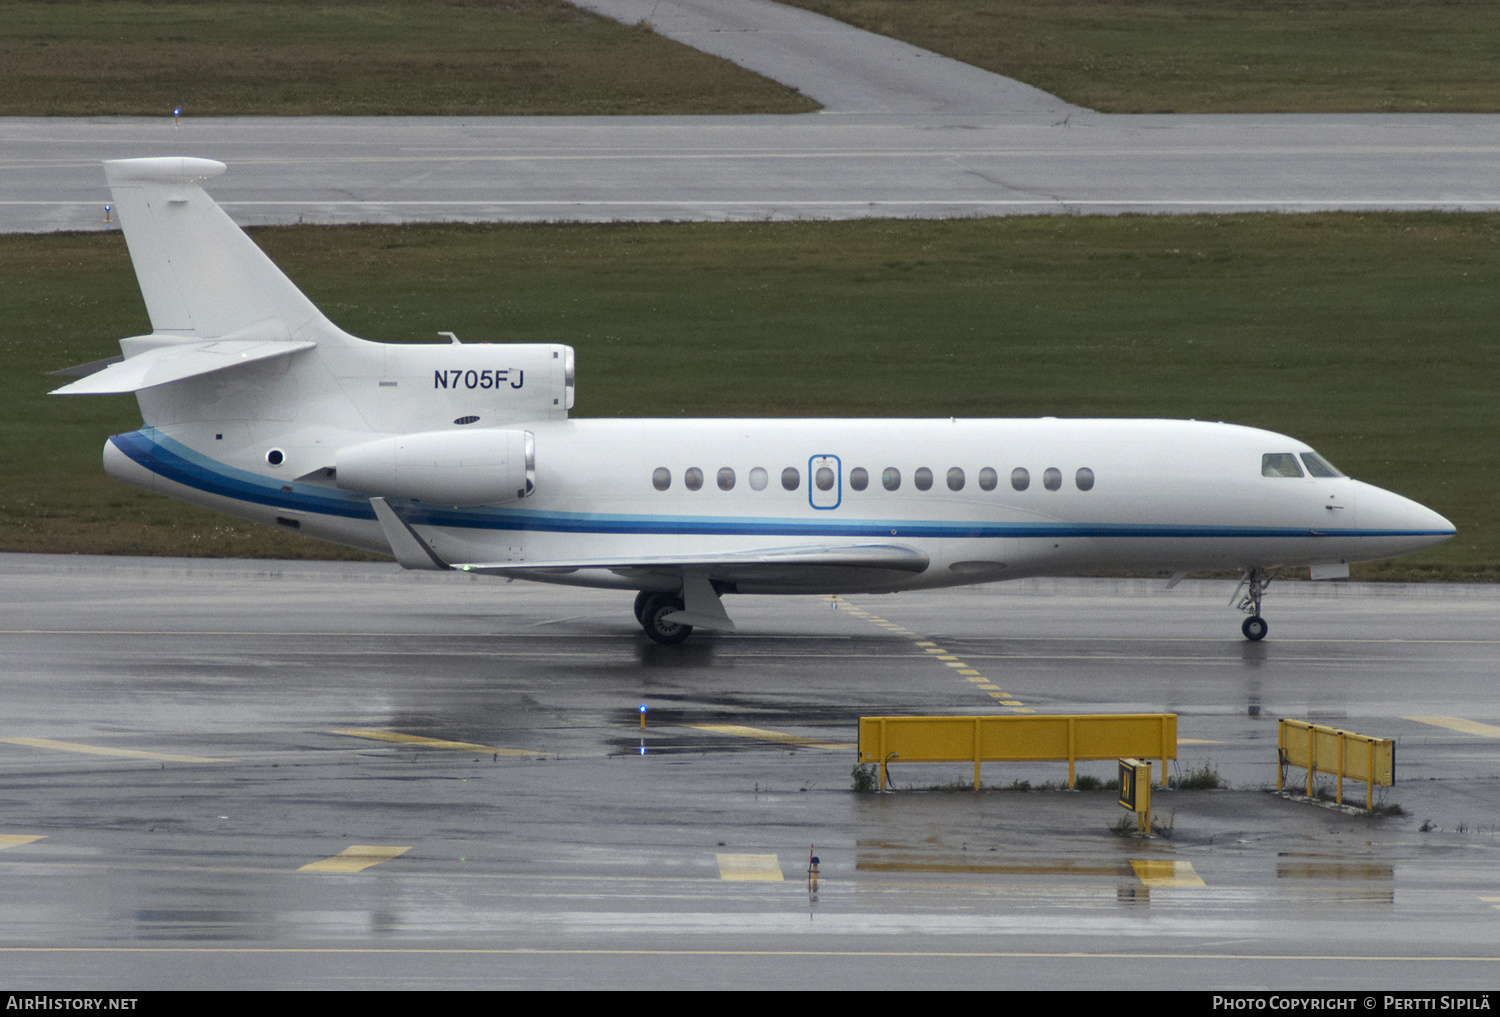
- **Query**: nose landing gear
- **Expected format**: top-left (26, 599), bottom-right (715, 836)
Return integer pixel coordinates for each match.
top-left (1233, 568), bottom-right (1273, 641)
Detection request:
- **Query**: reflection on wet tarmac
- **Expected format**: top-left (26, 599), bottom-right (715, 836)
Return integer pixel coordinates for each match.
top-left (2, 558), bottom-right (1499, 987)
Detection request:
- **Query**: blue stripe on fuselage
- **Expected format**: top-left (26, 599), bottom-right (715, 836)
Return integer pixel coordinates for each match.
top-left (110, 428), bottom-right (1453, 542)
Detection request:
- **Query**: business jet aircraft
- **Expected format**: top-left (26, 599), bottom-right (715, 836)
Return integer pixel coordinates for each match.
top-left (53, 158), bottom-right (1454, 644)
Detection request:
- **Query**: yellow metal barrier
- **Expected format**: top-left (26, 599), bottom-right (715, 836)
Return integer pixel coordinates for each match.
top-left (1277, 719), bottom-right (1394, 810)
top-left (1118, 758), bottom-right (1152, 833)
top-left (858, 714), bottom-right (1177, 790)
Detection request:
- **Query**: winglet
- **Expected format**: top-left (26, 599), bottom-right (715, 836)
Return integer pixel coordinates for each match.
top-left (369, 497), bottom-right (450, 571)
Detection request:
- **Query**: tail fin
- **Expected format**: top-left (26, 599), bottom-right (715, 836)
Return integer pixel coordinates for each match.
top-left (105, 157), bottom-right (354, 345)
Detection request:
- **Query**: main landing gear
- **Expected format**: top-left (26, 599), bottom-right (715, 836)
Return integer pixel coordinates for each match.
top-left (634, 590), bottom-right (692, 645)
top-left (1233, 568), bottom-right (1273, 641)
top-left (633, 580), bottom-right (736, 644)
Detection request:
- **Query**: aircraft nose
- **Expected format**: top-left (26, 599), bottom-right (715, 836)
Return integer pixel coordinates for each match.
top-left (1355, 482), bottom-right (1455, 553)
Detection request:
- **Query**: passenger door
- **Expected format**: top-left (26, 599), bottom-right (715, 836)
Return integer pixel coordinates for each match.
top-left (808, 455), bottom-right (841, 510)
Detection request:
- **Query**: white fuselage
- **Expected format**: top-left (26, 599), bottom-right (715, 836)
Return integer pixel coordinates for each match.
top-left (103, 414), bottom-right (1453, 595)
top-left (67, 156), bottom-right (1455, 629)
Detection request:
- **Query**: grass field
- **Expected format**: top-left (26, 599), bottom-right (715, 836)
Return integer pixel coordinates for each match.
top-left (781, 0), bottom-right (1500, 113)
top-left (0, 0), bottom-right (816, 116)
top-left (5, 214), bottom-right (1496, 578)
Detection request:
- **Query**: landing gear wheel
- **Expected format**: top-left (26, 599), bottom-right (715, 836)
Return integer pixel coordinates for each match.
top-left (641, 594), bottom-right (692, 645)
top-left (1242, 615), bottom-right (1268, 641)
top-left (633, 590), bottom-right (652, 625)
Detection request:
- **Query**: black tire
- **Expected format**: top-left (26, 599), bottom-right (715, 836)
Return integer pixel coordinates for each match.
top-left (633, 590), bottom-right (652, 625)
top-left (1242, 615), bottom-right (1268, 641)
top-left (643, 595), bottom-right (693, 645)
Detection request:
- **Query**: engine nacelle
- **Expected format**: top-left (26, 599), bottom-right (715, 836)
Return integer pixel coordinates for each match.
top-left (335, 428), bottom-right (534, 505)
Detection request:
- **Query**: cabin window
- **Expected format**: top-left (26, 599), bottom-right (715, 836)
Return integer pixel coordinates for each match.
top-left (652, 467), bottom-right (671, 491)
top-left (1076, 467), bottom-right (1095, 491)
top-left (749, 467), bottom-right (768, 491)
top-left (1301, 452), bottom-right (1344, 478)
top-left (978, 467), bottom-right (997, 491)
top-left (946, 467), bottom-right (965, 491)
top-left (883, 467), bottom-right (901, 491)
top-left (1011, 467), bottom-right (1029, 491)
top-left (685, 467), bottom-right (704, 491)
top-left (914, 467), bottom-right (933, 491)
top-left (849, 467), bottom-right (869, 491)
top-left (1262, 453), bottom-right (1304, 478)
top-left (815, 466), bottom-right (835, 491)
top-left (781, 467), bottom-right (800, 491)
top-left (1043, 467), bottom-right (1062, 491)
top-left (717, 467), bottom-right (736, 491)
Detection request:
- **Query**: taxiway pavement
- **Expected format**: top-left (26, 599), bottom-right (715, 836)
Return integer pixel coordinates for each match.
top-left (8, 112), bottom-right (1500, 234)
top-left (1, 554), bottom-right (1498, 989)
top-left (5, 0), bottom-right (1500, 232)
top-left (566, 0), bottom-right (1084, 115)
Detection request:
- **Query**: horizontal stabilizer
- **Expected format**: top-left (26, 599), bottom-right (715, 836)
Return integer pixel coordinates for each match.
top-left (50, 339), bottom-right (314, 395)
top-left (455, 543), bottom-right (930, 579)
top-left (47, 355), bottom-right (124, 379)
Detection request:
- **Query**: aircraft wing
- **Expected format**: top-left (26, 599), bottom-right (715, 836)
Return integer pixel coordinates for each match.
top-left (368, 495), bottom-right (928, 590)
top-left (453, 543), bottom-right (931, 582)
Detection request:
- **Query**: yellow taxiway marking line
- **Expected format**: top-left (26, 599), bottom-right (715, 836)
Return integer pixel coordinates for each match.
top-left (0, 835), bottom-right (45, 849)
top-left (0, 737), bottom-right (228, 764)
top-left (688, 724), bottom-right (853, 751)
top-left (1131, 860), bottom-right (1205, 887)
top-left (838, 603), bottom-right (1036, 712)
top-left (716, 853), bottom-right (783, 881)
top-left (299, 846), bottom-right (411, 874)
top-left (1407, 716), bottom-right (1500, 738)
top-left (1479, 897), bottom-right (1500, 909)
top-left (329, 729), bottom-right (539, 755)
top-left (1179, 738), bottom-right (1220, 745)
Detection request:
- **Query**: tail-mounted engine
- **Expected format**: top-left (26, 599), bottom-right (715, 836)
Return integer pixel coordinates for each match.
top-left (336, 428), bottom-right (534, 505)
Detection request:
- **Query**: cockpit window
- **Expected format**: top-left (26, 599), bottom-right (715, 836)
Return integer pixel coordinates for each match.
top-left (1300, 452), bottom-right (1344, 478)
top-left (1261, 453), bottom-right (1304, 478)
